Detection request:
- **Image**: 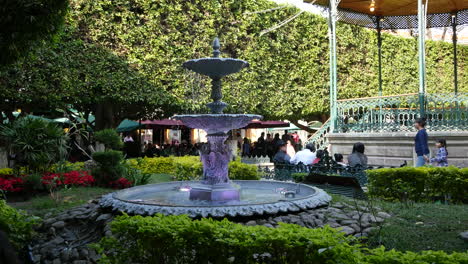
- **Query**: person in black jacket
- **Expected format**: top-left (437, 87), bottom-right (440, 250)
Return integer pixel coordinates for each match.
top-left (414, 118), bottom-right (429, 167)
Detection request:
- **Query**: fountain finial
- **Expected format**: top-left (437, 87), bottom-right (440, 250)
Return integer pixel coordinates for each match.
top-left (212, 37), bottom-right (221, 58)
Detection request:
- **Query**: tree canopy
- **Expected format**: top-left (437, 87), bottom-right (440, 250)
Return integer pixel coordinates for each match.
top-left (0, 0), bottom-right (466, 127)
top-left (0, 0), bottom-right (69, 65)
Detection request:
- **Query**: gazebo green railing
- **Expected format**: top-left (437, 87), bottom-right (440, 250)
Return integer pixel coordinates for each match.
top-left (336, 92), bottom-right (468, 133)
top-left (303, 0), bottom-right (468, 136)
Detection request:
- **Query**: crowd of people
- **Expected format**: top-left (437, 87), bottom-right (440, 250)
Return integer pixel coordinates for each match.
top-left (272, 140), bottom-right (369, 168)
top-left (240, 131), bottom-right (303, 159)
top-left (270, 118), bottom-right (449, 168)
top-left (142, 141), bottom-right (200, 157)
top-left (122, 118), bottom-right (449, 167)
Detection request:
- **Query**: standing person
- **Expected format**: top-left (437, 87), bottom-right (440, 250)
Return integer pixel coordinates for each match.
top-left (286, 139), bottom-right (296, 158)
top-left (348, 142), bottom-right (368, 167)
top-left (242, 137), bottom-right (251, 157)
top-left (292, 132), bottom-right (300, 144)
top-left (273, 140), bottom-right (291, 164)
top-left (236, 132), bottom-right (243, 149)
top-left (290, 143), bottom-right (316, 165)
top-left (427, 139), bottom-right (448, 167)
top-left (281, 130), bottom-right (291, 142)
top-left (257, 132), bottom-right (266, 156)
top-left (414, 118), bottom-right (429, 167)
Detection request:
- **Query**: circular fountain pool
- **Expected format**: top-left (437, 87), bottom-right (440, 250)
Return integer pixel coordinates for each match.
top-left (100, 181), bottom-right (331, 218)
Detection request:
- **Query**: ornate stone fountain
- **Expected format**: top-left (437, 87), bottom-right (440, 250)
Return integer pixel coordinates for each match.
top-left (100, 38), bottom-right (331, 218)
top-left (173, 38), bottom-right (261, 202)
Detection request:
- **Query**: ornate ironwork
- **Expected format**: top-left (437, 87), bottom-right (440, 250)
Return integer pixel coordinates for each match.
top-left (336, 93), bottom-right (468, 133)
top-left (425, 93), bottom-right (468, 131)
top-left (306, 118), bottom-right (331, 150)
top-left (317, 6), bottom-right (468, 30)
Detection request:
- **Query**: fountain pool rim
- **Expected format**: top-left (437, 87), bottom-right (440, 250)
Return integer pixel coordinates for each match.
top-left (99, 180), bottom-right (332, 218)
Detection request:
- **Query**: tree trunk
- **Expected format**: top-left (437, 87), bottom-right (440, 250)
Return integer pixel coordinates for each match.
top-left (94, 100), bottom-right (115, 131)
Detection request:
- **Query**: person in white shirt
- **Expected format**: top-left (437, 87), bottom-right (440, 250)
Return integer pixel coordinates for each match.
top-left (124, 134), bottom-right (134, 142)
top-left (290, 143), bottom-right (316, 165)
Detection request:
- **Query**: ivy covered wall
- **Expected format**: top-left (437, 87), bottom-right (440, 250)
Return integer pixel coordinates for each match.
top-left (1, 0), bottom-right (466, 126)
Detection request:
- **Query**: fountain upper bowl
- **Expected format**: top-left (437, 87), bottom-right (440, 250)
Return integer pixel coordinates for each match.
top-left (183, 58), bottom-right (249, 78)
top-left (173, 114), bottom-right (262, 135)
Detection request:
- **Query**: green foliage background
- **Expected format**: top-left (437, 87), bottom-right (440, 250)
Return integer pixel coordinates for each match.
top-left (0, 0), bottom-right (466, 124)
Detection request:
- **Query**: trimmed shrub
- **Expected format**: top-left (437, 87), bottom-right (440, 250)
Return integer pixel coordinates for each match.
top-left (367, 166), bottom-right (468, 203)
top-left (173, 157), bottom-right (203, 181)
top-left (94, 129), bottom-right (123, 150)
top-left (127, 157), bottom-right (175, 174)
top-left (0, 200), bottom-right (38, 250)
top-left (0, 168), bottom-right (14, 176)
top-left (128, 156), bottom-right (258, 181)
top-left (92, 151), bottom-right (124, 186)
top-left (50, 161), bottom-right (85, 173)
top-left (291, 172), bottom-right (307, 182)
top-left (94, 214), bottom-right (468, 264)
top-left (229, 161), bottom-right (259, 180)
top-left (94, 214), bottom-right (362, 264)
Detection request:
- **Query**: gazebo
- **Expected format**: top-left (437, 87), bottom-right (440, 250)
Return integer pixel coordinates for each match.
top-left (304, 0), bottom-right (468, 167)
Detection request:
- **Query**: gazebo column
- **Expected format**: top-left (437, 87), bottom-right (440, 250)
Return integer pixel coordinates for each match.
top-left (417, 0), bottom-right (427, 118)
top-left (376, 16), bottom-right (383, 96)
top-left (451, 13), bottom-right (458, 94)
top-left (328, 0), bottom-right (340, 132)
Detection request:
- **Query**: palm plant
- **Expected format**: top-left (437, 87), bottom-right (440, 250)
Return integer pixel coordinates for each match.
top-left (0, 117), bottom-right (69, 172)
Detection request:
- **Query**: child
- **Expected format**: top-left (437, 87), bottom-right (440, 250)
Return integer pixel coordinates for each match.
top-left (427, 139), bottom-right (448, 167)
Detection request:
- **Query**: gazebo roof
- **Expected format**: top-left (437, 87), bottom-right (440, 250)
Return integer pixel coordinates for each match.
top-left (310, 0), bottom-right (467, 17)
top-left (305, 0), bottom-right (468, 29)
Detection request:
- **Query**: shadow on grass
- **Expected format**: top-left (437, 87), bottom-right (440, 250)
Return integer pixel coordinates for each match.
top-left (331, 195), bottom-right (468, 252)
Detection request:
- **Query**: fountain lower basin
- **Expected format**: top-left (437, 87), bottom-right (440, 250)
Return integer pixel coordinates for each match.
top-left (99, 180), bottom-right (331, 218)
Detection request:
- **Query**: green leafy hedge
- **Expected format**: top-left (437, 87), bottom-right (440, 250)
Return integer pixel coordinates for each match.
top-left (367, 166), bottom-right (468, 203)
top-left (127, 156), bottom-right (259, 181)
top-left (92, 150), bottom-right (125, 185)
top-left (94, 129), bottom-right (123, 150)
top-left (94, 214), bottom-right (468, 264)
top-left (0, 200), bottom-right (38, 250)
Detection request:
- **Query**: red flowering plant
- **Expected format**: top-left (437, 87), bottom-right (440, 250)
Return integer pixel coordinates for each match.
top-left (0, 169), bottom-right (25, 193)
top-left (0, 177), bottom-right (24, 193)
top-left (41, 170), bottom-right (95, 188)
top-left (109, 177), bottom-right (133, 189)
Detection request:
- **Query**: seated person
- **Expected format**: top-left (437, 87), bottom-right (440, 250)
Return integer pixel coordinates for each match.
top-left (273, 140), bottom-right (291, 164)
top-left (290, 143), bottom-right (316, 165)
top-left (347, 142), bottom-right (368, 167)
top-left (334, 153), bottom-right (347, 167)
top-left (312, 149), bottom-right (324, 164)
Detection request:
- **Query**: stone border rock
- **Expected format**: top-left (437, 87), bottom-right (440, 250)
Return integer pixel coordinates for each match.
top-left (31, 197), bottom-right (393, 263)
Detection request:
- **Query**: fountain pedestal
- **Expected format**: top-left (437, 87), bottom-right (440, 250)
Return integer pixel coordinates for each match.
top-left (190, 134), bottom-right (239, 201)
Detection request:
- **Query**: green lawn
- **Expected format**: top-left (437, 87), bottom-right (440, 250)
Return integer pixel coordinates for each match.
top-left (10, 187), bottom-right (113, 217)
top-left (330, 194), bottom-right (468, 252)
top-left (367, 200), bottom-right (468, 252)
top-left (9, 173), bottom-right (174, 217)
